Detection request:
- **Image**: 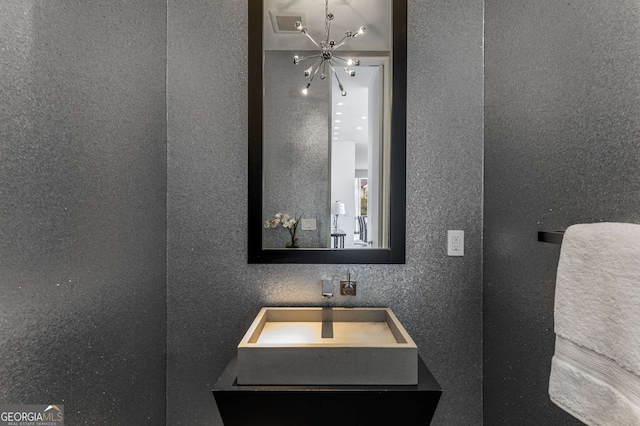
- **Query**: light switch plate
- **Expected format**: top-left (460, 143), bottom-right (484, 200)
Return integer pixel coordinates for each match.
top-left (301, 219), bottom-right (317, 230)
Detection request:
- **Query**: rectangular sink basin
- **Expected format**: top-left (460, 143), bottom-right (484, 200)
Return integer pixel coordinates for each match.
top-left (237, 307), bottom-right (418, 385)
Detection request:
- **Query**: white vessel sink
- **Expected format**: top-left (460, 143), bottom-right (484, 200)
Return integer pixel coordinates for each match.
top-left (236, 307), bottom-right (418, 385)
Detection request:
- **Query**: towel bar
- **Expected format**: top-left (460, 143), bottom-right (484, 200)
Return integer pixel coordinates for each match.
top-left (538, 231), bottom-right (565, 245)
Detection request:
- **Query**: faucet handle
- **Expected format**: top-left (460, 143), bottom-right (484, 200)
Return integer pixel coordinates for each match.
top-left (340, 278), bottom-right (357, 296)
top-left (322, 280), bottom-right (334, 298)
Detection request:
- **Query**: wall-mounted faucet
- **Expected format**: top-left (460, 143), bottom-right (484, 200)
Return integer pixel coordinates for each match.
top-left (322, 280), bottom-right (334, 298)
top-left (322, 273), bottom-right (356, 297)
top-left (321, 281), bottom-right (335, 338)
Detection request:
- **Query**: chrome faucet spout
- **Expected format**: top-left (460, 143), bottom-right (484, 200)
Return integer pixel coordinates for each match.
top-left (321, 306), bottom-right (333, 338)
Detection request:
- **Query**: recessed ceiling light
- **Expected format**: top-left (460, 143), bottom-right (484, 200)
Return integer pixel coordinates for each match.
top-left (337, 102), bottom-right (343, 106)
top-left (361, 116), bottom-right (367, 119)
top-left (335, 120), bottom-right (341, 123)
top-left (334, 127), bottom-right (340, 129)
top-left (336, 112), bottom-right (342, 115)
top-left (334, 132), bottom-right (338, 135)
top-left (334, 137), bottom-right (338, 140)
top-left (357, 126), bottom-right (363, 130)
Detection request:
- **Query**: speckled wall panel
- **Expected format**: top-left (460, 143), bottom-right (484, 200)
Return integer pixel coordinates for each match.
top-left (167, 0), bottom-right (483, 425)
top-left (0, 1), bottom-right (167, 424)
top-left (263, 51), bottom-right (330, 248)
top-left (484, 1), bottom-right (640, 424)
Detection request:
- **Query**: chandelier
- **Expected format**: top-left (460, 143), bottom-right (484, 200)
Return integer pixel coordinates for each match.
top-left (293, 0), bottom-right (366, 96)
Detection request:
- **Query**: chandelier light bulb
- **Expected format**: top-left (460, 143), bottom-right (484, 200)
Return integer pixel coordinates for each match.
top-left (297, 23), bottom-right (308, 34)
top-left (358, 26), bottom-right (366, 35)
top-left (338, 82), bottom-right (347, 96)
top-left (293, 55), bottom-right (301, 65)
top-left (320, 73), bottom-right (327, 80)
top-left (304, 67), bottom-right (313, 78)
top-left (302, 83), bottom-right (311, 95)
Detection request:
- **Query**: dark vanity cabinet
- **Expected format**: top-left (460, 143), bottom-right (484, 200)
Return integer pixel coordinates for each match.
top-left (212, 356), bottom-right (442, 425)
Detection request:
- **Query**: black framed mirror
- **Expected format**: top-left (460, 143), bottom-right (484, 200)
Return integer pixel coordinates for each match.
top-left (248, 0), bottom-right (406, 264)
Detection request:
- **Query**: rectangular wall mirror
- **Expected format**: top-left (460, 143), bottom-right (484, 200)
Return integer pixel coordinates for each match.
top-left (248, 0), bottom-right (406, 264)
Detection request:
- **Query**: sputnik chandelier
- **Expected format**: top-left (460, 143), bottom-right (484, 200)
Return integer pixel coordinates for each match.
top-left (293, 0), bottom-right (366, 96)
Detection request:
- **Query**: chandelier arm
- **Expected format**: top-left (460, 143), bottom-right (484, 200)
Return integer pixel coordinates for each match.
top-left (315, 60), bottom-right (327, 79)
top-left (333, 58), bottom-right (353, 74)
top-left (308, 60), bottom-right (324, 85)
top-left (297, 53), bottom-right (322, 64)
top-left (308, 58), bottom-right (324, 73)
top-left (303, 53), bottom-right (323, 61)
top-left (330, 60), bottom-right (346, 96)
top-left (303, 33), bottom-right (321, 48)
top-left (333, 36), bottom-right (352, 50)
top-left (329, 62), bottom-right (342, 84)
top-left (351, 26), bottom-right (364, 36)
top-left (324, 0), bottom-right (331, 43)
top-left (332, 56), bottom-right (352, 65)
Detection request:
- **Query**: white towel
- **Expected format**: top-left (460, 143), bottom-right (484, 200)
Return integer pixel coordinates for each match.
top-left (549, 222), bottom-right (640, 426)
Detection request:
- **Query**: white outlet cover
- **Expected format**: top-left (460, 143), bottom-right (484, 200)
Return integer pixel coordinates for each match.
top-left (447, 230), bottom-right (464, 256)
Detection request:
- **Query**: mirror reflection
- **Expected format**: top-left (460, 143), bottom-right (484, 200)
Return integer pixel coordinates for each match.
top-left (262, 0), bottom-right (392, 250)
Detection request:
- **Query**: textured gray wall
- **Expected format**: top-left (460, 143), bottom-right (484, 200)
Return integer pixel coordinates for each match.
top-left (263, 50), bottom-right (330, 248)
top-left (167, 0), bottom-right (483, 424)
top-left (484, 0), bottom-right (640, 424)
top-left (0, 1), bottom-right (167, 424)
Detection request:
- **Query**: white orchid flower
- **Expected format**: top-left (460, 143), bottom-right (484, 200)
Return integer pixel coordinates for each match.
top-left (263, 220), bottom-right (270, 228)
